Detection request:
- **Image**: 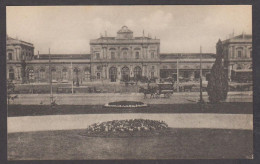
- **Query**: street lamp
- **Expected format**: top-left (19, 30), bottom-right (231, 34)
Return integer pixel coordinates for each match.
top-left (198, 46), bottom-right (204, 104)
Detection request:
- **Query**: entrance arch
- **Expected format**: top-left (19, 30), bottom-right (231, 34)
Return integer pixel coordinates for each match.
top-left (121, 66), bottom-right (130, 82)
top-left (109, 67), bottom-right (117, 82)
top-left (134, 66), bottom-right (142, 80)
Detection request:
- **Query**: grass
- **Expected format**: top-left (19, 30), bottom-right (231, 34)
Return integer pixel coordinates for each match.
top-left (8, 128), bottom-right (253, 160)
top-left (8, 102), bottom-right (253, 117)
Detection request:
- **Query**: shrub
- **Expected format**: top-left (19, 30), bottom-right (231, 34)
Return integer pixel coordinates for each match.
top-left (86, 119), bottom-right (169, 137)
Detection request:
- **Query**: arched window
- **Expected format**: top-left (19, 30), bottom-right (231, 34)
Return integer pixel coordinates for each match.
top-left (135, 52), bottom-right (139, 59)
top-left (9, 68), bottom-right (15, 80)
top-left (39, 68), bottom-right (45, 80)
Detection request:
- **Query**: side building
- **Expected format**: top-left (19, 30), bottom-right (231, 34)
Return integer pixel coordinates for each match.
top-left (220, 33), bottom-right (252, 82)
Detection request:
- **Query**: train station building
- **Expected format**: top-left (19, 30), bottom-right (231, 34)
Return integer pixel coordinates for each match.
top-left (6, 26), bottom-right (252, 84)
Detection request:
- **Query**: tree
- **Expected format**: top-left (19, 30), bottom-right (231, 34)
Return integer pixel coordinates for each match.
top-left (21, 59), bottom-right (27, 84)
top-left (207, 39), bottom-right (229, 103)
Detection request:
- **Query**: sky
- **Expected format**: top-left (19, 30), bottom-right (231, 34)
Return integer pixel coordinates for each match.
top-left (7, 5), bottom-right (252, 54)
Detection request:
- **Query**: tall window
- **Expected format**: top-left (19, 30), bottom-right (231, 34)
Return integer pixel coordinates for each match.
top-left (39, 68), bottom-right (45, 80)
top-left (8, 53), bottom-right (12, 60)
top-left (84, 67), bottom-right (90, 80)
top-left (250, 51), bottom-right (252, 58)
top-left (9, 68), bottom-right (15, 80)
top-left (135, 52), bottom-right (139, 59)
top-left (151, 72), bottom-right (154, 79)
top-left (29, 69), bottom-right (34, 81)
top-left (123, 51), bottom-right (127, 59)
top-left (97, 72), bottom-right (101, 79)
top-left (51, 68), bottom-right (56, 80)
top-left (96, 53), bottom-right (100, 59)
top-left (237, 51), bottom-right (242, 58)
top-left (111, 52), bottom-right (115, 59)
top-left (151, 52), bottom-right (154, 58)
top-left (62, 68), bottom-right (68, 80)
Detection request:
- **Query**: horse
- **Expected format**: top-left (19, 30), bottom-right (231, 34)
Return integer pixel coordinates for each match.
top-left (139, 86), bottom-right (158, 99)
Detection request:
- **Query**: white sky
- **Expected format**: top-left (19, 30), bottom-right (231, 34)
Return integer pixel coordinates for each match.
top-left (7, 5), bottom-right (252, 54)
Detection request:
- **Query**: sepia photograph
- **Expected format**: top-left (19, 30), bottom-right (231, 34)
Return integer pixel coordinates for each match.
top-left (6, 5), bottom-right (253, 160)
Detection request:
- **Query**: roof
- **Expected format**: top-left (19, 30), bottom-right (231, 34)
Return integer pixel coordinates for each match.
top-left (222, 33), bottom-right (252, 44)
top-left (34, 54), bottom-right (91, 60)
top-left (6, 36), bottom-right (34, 47)
top-left (160, 53), bottom-right (216, 59)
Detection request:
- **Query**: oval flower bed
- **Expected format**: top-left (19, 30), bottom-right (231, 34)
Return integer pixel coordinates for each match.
top-left (85, 119), bottom-right (169, 137)
top-left (104, 101), bottom-right (148, 108)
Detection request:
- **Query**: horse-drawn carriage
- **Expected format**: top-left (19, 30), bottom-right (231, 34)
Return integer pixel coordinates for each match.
top-left (139, 82), bottom-right (174, 99)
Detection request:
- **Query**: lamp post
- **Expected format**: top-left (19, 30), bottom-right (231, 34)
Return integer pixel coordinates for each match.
top-left (198, 46), bottom-right (204, 104)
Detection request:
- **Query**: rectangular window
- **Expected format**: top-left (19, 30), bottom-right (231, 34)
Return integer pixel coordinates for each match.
top-left (151, 52), bottom-right (154, 58)
top-left (237, 51), bottom-right (242, 58)
top-left (96, 53), bottom-right (100, 59)
top-left (151, 72), bottom-right (154, 78)
top-left (250, 51), bottom-right (252, 58)
top-left (111, 52), bottom-right (115, 59)
top-left (8, 53), bottom-right (12, 60)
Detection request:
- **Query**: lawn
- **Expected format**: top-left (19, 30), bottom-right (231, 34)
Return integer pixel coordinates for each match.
top-left (8, 102), bottom-right (253, 117)
top-left (8, 128), bottom-right (253, 160)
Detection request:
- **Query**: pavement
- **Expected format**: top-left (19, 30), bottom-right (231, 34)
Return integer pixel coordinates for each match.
top-left (8, 113), bottom-right (253, 133)
top-left (9, 91), bottom-right (253, 105)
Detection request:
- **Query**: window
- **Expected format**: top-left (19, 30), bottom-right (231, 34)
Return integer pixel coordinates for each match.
top-left (123, 51), bottom-right (127, 59)
top-left (183, 71), bottom-right (189, 78)
top-left (151, 72), bottom-right (154, 78)
top-left (97, 72), bottom-right (101, 79)
top-left (96, 53), bottom-right (100, 59)
top-left (8, 53), bottom-right (12, 60)
top-left (62, 68), bottom-right (68, 80)
top-left (135, 52), bottom-right (139, 59)
top-left (151, 52), bottom-right (154, 58)
top-left (111, 52), bottom-right (115, 59)
top-left (250, 51), bottom-right (252, 58)
top-left (9, 68), bottom-right (15, 80)
top-left (152, 66), bottom-right (155, 70)
top-left (29, 69), bottom-right (34, 80)
top-left (237, 51), bottom-right (242, 58)
top-left (39, 68), bottom-right (45, 80)
top-left (194, 71), bottom-right (200, 79)
top-left (97, 65), bottom-right (102, 71)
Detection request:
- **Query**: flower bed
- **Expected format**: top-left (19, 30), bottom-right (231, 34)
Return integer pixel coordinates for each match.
top-left (104, 101), bottom-right (148, 108)
top-left (85, 119), bottom-right (169, 137)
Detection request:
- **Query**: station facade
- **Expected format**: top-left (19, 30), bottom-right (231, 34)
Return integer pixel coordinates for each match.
top-left (6, 26), bottom-right (252, 84)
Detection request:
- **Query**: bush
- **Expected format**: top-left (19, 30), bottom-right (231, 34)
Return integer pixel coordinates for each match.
top-left (86, 119), bottom-right (169, 137)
